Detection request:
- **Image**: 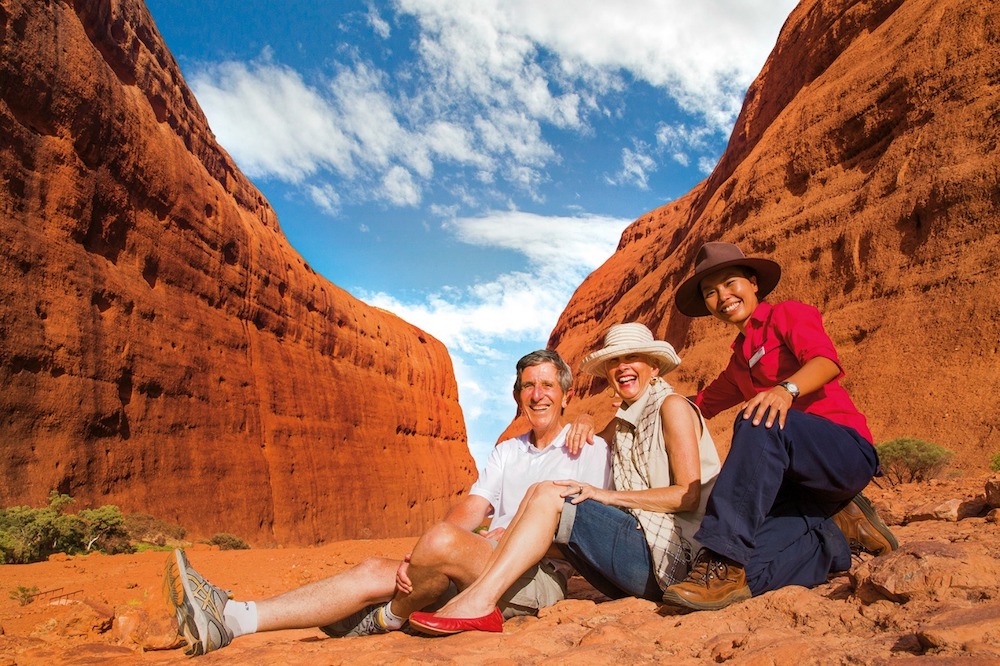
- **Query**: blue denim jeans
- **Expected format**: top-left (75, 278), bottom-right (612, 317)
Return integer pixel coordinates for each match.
top-left (696, 409), bottom-right (877, 594)
top-left (554, 498), bottom-right (661, 601)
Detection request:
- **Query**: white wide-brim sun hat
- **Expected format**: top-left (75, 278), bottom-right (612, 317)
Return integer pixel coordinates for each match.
top-left (580, 323), bottom-right (681, 376)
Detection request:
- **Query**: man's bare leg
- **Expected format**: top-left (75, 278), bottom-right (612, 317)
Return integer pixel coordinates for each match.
top-left (387, 523), bottom-right (497, 619)
top-left (254, 557), bottom-right (400, 631)
top-left (423, 482), bottom-right (566, 619)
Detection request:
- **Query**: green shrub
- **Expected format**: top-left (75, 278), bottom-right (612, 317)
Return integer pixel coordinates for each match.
top-left (0, 495), bottom-right (85, 564)
top-left (9, 585), bottom-right (39, 606)
top-left (990, 453), bottom-right (1000, 473)
top-left (0, 494), bottom-right (136, 563)
top-left (877, 438), bottom-right (953, 484)
top-left (79, 506), bottom-right (133, 555)
top-left (208, 533), bottom-right (250, 550)
top-left (124, 513), bottom-right (186, 545)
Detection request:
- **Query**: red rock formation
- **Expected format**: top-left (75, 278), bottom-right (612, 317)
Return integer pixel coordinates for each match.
top-left (0, 0), bottom-right (475, 544)
top-left (550, 0), bottom-right (1000, 469)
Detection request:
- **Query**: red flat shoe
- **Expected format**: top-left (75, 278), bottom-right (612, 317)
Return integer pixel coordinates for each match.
top-left (408, 607), bottom-right (503, 636)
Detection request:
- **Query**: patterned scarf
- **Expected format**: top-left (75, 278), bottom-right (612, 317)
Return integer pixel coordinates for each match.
top-left (612, 380), bottom-right (694, 590)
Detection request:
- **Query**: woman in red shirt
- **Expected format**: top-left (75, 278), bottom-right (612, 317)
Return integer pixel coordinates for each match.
top-left (661, 242), bottom-right (897, 611)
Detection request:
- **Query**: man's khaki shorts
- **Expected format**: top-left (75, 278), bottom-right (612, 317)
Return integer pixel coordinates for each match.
top-left (438, 555), bottom-right (568, 619)
top-left (496, 558), bottom-right (568, 618)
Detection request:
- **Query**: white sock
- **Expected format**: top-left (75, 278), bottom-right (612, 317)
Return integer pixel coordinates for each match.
top-left (379, 602), bottom-right (406, 630)
top-left (223, 600), bottom-right (258, 638)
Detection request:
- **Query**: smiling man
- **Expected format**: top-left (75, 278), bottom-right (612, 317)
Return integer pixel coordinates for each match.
top-left (165, 349), bottom-right (611, 656)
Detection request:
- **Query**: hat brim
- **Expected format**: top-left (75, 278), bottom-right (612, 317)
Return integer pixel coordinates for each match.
top-left (674, 257), bottom-right (781, 317)
top-left (580, 342), bottom-right (681, 376)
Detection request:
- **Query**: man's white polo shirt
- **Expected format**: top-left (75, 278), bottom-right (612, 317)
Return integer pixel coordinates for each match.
top-left (470, 424), bottom-right (611, 531)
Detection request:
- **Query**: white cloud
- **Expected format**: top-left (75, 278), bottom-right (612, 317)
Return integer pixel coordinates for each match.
top-left (445, 211), bottom-right (627, 275)
top-left (189, 1), bottom-right (795, 211)
top-left (615, 147), bottom-right (657, 190)
top-left (360, 210), bottom-right (629, 460)
top-left (656, 123), bottom-right (714, 167)
top-left (398, 0), bottom-right (796, 131)
top-left (382, 166), bottom-right (421, 206)
top-left (190, 58), bottom-right (355, 182)
top-left (367, 6), bottom-right (391, 39)
top-left (306, 183), bottom-right (342, 216)
top-left (698, 155), bottom-right (720, 175)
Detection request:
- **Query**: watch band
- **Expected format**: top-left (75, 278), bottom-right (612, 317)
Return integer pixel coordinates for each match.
top-left (778, 381), bottom-right (800, 400)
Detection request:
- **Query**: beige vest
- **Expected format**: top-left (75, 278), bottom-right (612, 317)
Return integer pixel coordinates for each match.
top-left (612, 380), bottom-right (720, 590)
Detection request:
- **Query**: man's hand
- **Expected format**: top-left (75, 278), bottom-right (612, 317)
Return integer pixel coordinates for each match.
top-left (566, 414), bottom-right (597, 455)
top-left (395, 553), bottom-right (413, 595)
top-left (740, 386), bottom-right (794, 429)
top-left (480, 526), bottom-right (506, 541)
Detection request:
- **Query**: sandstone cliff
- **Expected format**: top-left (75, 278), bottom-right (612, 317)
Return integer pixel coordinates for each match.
top-left (0, 0), bottom-right (476, 544)
top-left (550, 0), bottom-right (1000, 468)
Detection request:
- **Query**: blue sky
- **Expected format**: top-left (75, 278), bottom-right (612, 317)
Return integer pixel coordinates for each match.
top-left (144, 0), bottom-right (797, 469)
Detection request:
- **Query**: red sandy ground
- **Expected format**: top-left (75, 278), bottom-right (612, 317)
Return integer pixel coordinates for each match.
top-left (2, 476), bottom-right (1000, 665)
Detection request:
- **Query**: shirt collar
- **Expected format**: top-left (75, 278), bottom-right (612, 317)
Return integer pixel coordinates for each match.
top-left (730, 300), bottom-right (772, 351)
top-left (615, 385), bottom-right (656, 429)
top-left (518, 423), bottom-right (569, 453)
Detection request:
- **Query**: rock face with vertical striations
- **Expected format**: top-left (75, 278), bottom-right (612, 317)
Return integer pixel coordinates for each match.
top-left (0, 0), bottom-right (475, 545)
top-left (548, 0), bottom-right (1000, 468)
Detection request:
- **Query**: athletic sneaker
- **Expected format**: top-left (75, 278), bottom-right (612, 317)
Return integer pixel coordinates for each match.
top-left (164, 549), bottom-right (234, 656)
top-left (322, 604), bottom-right (392, 637)
top-left (319, 603), bottom-right (382, 638)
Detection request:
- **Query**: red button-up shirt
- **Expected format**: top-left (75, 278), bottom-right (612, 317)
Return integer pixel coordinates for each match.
top-left (694, 300), bottom-right (873, 444)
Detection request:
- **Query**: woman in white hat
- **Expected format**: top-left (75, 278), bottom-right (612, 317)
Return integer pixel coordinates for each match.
top-left (408, 323), bottom-right (720, 635)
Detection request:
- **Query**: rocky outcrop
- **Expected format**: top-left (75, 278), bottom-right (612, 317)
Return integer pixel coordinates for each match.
top-left (0, 0), bottom-right (475, 545)
top-left (549, 0), bottom-right (1000, 469)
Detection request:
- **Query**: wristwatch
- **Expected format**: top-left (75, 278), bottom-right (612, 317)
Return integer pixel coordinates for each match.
top-left (777, 381), bottom-right (800, 400)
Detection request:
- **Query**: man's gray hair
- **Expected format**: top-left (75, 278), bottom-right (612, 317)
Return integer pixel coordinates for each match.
top-left (514, 350), bottom-right (573, 393)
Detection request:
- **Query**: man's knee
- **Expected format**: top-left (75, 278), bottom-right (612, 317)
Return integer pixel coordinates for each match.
top-left (411, 522), bottom-right (470, 565)
top-left (528, 481), bottom-right (570, 507)
top-left (348, 556), bottom-right (398, 583)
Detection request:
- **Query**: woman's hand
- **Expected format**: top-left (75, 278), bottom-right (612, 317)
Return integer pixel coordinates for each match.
top-left (565, 415), bottom-right (597, 455)
top-left (553, 479), bottom-right (607, 505)
top-left (741, 386), bottom-right (794, 429)
top-left (741, 357), bottom-right (841, 429)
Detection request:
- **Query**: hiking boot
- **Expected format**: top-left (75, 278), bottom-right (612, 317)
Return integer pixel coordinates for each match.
top-left (832, 493), bottom-right (898, 556)
top-left (319, 603), bottom-right (387, 638)
top-left (661, 549), bottom-right (751, 611)
top-left (164, 549), bottom-right (234, 656)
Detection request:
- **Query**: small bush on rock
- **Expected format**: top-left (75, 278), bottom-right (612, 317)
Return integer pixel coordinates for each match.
top-left (8, 585), bottom-right (39, 606)
top-left (990, 453), bottom-right (1000, 473)
top-left (877, 437), bottom-right (953, 484)
top-left (124, 512), bottom-right (187, 545)
top-left (209, 533), bottom-right (250, 550)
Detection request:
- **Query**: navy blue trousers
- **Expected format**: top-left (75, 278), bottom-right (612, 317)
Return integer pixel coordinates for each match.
top-left (695, 409), bottom-right (878, 595)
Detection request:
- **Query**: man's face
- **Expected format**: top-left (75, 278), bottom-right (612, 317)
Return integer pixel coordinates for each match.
top-left (516, 362), bottom-right (569, 432)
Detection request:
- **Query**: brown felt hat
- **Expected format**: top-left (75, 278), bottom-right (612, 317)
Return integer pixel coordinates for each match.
top-left (674, 242), bottom-right (781, 317)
